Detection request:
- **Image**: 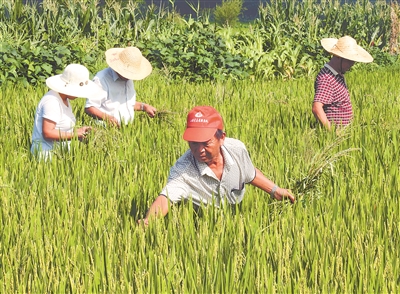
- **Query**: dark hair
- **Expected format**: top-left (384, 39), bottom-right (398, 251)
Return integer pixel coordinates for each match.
top-left (215, 129), bottom-right (225, 139)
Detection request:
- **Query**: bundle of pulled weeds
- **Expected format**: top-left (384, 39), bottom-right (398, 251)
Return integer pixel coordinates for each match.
top-left (292, 129), bottom-right (360, 199)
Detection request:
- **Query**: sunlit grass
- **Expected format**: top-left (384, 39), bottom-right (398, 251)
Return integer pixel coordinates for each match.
top-left (0, 66), bottom-right (400, 292)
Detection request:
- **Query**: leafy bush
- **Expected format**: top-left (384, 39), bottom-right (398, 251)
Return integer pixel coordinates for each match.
top-left (138, 20), bottom-right (250, 82)
top-left (0, 41), bottom-right (100, 86)
top-left (367, 46), bottom-right (400, 66)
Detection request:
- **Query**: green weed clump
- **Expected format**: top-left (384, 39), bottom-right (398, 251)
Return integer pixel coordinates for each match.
top-left (1, 66), bottom-right (400, 292)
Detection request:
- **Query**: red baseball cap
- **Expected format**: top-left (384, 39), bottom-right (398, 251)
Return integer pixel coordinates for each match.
top-left (183, 106), bottom-right (224, 142)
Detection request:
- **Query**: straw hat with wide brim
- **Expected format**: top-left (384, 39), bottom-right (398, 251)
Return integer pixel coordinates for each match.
top-left (321, 36), bottom-right (373, 63)
top-left (105, 47), bottom-right (152, 80)
top-left (46, 64), bottom-right (103, 99)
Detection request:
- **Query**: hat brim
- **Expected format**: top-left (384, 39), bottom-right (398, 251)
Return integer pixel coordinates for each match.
top-left (46, 75), bottom-right (104, 99)
top-left (321, 38), bottom-right (373, 63)
top-left (183, 128), bottom-right (217, 142)
top-left (106, 48), bottom-right (152, 80)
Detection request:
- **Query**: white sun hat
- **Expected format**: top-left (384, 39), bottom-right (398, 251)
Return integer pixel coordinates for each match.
top-left (321, 36), bottom-right (373, 63)
top-left (105, 47), bottom-right (152, 80)
top-left (46, 64), bottom-right (103, 98)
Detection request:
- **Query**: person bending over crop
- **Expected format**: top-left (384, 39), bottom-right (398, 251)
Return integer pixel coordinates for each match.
top-left (139, 106), bottom-right (295, 225)
top-left (312, 36), bottom-right (373, 129)
top-left (84, 47), bottom-right (157, 127)
top-left (31, 64), bottom-right (103, 161)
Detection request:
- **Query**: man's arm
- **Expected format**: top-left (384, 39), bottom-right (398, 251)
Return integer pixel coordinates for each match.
top-left (138, 195), bottom-right (169, 225)
top-left (312, 102), bottom-right (331, 129)
top-left (250, 168), bottom-right (295, 203)
top-left (85, 106), bottom-right (120, 127)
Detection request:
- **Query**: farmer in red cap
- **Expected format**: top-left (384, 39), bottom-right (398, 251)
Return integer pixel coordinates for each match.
top-left (139, 106), bottom-right (294, 225)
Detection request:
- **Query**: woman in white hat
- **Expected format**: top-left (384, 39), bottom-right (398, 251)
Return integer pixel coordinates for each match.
top-left (312, 36), bottom-right (373, 129)
top-left (84, 47), bottom-right (156, 127)
top-left (31, 64), bottom-right (103, 160)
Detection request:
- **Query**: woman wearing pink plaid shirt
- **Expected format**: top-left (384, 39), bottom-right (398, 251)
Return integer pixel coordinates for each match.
top-left (312, 36), bottom-right (373, 129)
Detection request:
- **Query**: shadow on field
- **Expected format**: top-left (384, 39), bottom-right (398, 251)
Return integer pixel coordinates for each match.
top-left (129, 199), bottom-right (146, 220)
top-left (129, 197), bottom-right (245, 227)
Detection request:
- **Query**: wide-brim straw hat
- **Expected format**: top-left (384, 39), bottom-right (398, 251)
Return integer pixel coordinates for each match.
top-left (321, 36), bottom-right (373, 63)
top-left (46, 64), bottom-right (103, 98)
top-left (105, 47), bottom-right (152, 80)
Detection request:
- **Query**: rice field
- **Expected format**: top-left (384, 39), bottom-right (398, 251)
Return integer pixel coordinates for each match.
top-left (0, 65), bottom-right (399, 292)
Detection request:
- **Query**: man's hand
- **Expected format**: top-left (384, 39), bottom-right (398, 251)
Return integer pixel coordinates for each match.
top-left (77, 126), bottom-right (92, 139)
top-left (137, 195), bottom-right (169, 226)
top-left (137, 219), bottom-right (149, 226)
top-left (274, 187), bottom-right (295, 203)
top-left (251, 169), bottom-right (296, 204)
top-left (105, 115), bottom-right (120, 127)
top-left (85, 106), bottom-right (120, 127)
top-left (144, 104), bottom-right (157, 118)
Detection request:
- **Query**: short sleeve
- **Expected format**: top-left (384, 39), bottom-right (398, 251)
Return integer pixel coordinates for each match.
top-left (160, 163), bottom-right (190, 203)
top-left (237, 142), bottom-right (257, 183)
top-left (160, 178), bottom-right (189, 204)
top-left (85, 77), bottom-right (107, 108)
top-left (42, 98), bottom-right (62, 124)
top-left (314, 74), bottom-right (333, 105)
top-left (223, 138), bottom-right (256, 183)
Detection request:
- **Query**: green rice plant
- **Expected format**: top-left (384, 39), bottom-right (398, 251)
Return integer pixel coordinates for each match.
top-left (1, 52), bottom-right (400, 292)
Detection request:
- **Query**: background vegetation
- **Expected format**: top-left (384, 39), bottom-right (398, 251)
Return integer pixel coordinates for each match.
top-left (1, 0), bottom-right (400, 292)
top-left (1, 0), bottom-right (399, 85)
